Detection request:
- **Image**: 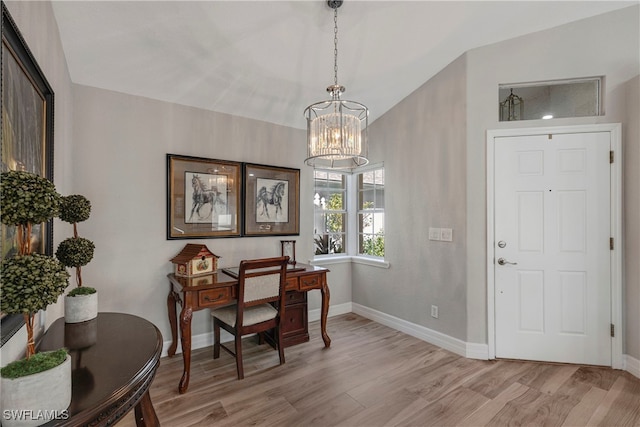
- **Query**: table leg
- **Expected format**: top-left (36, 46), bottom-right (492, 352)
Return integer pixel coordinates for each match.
top-left (320, 277), bottom-right (331, 348)
top-left (178, 306), bottom-right (193, 394)
top-left (167, 289), bottom-right (179, 357)
top-left (134, 391), bottom-right (160, 427)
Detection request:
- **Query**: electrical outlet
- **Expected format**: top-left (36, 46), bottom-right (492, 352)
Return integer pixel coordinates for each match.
top-left (429, 227), bottom-right (441, 241)
top-left (440, 228), bottom-right (453, 242)
top-left (431, 305), bottom-right (439, 318)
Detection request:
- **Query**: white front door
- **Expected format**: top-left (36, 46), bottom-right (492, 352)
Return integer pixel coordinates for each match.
top-left (493, 131), bottom-right (611, 366)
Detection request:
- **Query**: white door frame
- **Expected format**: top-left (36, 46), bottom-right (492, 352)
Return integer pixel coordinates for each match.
top-left (486, 123), bottom-right (623, 369)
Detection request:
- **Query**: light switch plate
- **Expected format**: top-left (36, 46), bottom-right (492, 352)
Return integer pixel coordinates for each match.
top-left (429, 227), bottom-right (441, 241)
top-left (440, 228), bottom-right (453, 242)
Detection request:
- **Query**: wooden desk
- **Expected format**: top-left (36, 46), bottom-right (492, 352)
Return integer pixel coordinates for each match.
top-left (167, 263), bottom-right (330, 394)
top-left (38, 313), bottom-right (162, 427)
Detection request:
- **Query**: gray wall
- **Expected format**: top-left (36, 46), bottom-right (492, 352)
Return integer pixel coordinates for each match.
top-left (353, 55), bottom-right (468, 341)
top-left (623, 75), bottom-right (640, 358)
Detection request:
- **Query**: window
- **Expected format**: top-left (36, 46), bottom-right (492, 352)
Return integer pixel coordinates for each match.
top-left (313, 166), bottom-right (385, 259)
top-left (357, 168), bottom-right (384, 257)
top-left (499, 77), bottom-right (602, 121)
top-left (313, 170), bottom-right (347, 255)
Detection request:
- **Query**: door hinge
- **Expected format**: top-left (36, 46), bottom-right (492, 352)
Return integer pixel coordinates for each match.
top-left (611, 324), bottom-right (615, 337)
top-left (610, 151), bottom-right (614, 163)
top-left (610, 238), bottom-right (614, 250)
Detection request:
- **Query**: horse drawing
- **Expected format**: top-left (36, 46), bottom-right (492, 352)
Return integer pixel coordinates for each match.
top-left (189, 174), bottom-right (224, 221)
top-left (256, 181), bottom-right (286, 220)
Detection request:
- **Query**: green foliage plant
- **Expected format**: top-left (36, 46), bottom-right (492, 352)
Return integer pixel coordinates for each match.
top-left (315, 193), bottom-right (345, 255)
top-left (67, 286), bottom-right (97, 297)
top-left (56, 194), bottom-right (95, 289)
top-left (0, 349), bottom-right (68, 379)
top-left (361, 231), bottom-right (385, 257)
top-left (58, 195), bottom-right (90, 234)
top-left (0, 171), bottom-right (69, 363)
top-left (314, 234), bottom-right (343, 255)
top-left (0, 171), bottom-right (60, 255)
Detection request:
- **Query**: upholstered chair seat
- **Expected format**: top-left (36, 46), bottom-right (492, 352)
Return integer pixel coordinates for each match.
top-left (211, 303), bottom-right (277, 328)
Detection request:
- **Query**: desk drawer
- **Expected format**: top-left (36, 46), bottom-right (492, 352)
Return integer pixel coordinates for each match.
top-left (282, 302), bottom-right (307, 337)
top-left (198, 288), bottom-right (232, 307)
top-left (285, 290), bottom-right (306, 305)
top-left (299, 275), bottom-right (320, 290)
top-left (285, 277), bottom-right (299, 291)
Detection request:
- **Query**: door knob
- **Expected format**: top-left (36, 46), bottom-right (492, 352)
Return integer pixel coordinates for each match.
top-left (497, 257), bottom-right (517, 265)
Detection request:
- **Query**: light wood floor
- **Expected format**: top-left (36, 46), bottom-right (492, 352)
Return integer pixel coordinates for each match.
top-left (121, 313), bottom-right (640, 426)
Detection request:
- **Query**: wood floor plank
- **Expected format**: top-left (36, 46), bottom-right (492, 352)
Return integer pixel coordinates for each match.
top-left (458, 382), bottom-right (531, 426)
top-left (408, 357), bottom-right (495, 403)
top-left (347, 349), bottom-right (458, 408)
top-left (279, 392), bottom-right (365, 426)
top-left (572, 365), bottom-right (623, 391)
top-left (517, 362), bottom-right (580, 395)
top-left (337, 388), bottom-right (425, 427)
top-left (561, 386), bottom-right (608, 427)
top-left (394, 386), bottom-right (489, 426)
top-left (210, 395), bottom-right (298, 427)
top-left (485, 386), bottom-right (579, 426)
top-left (116, 314), bottom-right (640, 427)
top-left (465, 359), bottom-right (533, 399)
top-left (587, 374), bottom-right (640, 426)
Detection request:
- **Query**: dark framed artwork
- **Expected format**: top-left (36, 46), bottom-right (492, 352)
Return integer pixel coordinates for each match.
top-left (244, 163), bottom-right (300, 236)
top-left (1, 3), bottom-right (55, 346)
top-left (167, 154), bottom-right (242, 239)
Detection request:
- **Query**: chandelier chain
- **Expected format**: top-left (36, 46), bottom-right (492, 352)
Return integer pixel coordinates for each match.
top-left (333, 7), bottom-right (338, 86)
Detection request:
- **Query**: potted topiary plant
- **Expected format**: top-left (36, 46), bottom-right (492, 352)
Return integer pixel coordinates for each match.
top-left (0, 170), bottom-right (72, 427)
top-left (56, 195), bottom-right (97, 324)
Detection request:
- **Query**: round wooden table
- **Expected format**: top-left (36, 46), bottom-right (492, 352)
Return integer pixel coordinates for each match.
top-left (39, 313), bottom-right (162, 426)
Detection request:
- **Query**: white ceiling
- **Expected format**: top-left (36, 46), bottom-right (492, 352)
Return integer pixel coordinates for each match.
top-left (51, 1), bottom-right (636, 130)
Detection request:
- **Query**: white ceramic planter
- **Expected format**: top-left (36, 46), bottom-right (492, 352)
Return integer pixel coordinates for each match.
top-left (0, 355), bottom-right (71, 427)
top-left (64, 292), bottom-right (98, 324)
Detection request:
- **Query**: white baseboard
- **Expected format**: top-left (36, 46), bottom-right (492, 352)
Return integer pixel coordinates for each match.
top-left (308, 302), bottom-right (352, 323)
top-left (161, 303), bottom-right (639, 380)
top-left (624, 354), bottom-right (640, 379)
top-left (352, 303), bottom-right (489, 360)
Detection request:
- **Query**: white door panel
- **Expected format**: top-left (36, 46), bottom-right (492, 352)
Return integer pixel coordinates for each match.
top-left (494, 132), bottom-right (611, 366)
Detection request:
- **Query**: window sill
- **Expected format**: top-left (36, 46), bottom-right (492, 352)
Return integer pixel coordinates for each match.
top-left (309, 256), bottom-right (352, 266)
top-left (352, 256), bottom-right (390, 269)
top-left (310, 256), bottom-right (390, 269)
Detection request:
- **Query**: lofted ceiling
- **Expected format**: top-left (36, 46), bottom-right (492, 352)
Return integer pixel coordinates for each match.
top-left (51, 1), bottom-right (636, 130)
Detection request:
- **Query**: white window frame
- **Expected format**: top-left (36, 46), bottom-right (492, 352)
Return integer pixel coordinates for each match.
top-left (313, 163), bottom-right (388, 269)
top-left (312, 170), bottom-right (348, 257)
top-left (355, 164), bottom-right (385, 259)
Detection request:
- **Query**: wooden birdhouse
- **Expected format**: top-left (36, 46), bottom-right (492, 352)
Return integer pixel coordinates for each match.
top-left (170, 244), bottom-right (220, 277)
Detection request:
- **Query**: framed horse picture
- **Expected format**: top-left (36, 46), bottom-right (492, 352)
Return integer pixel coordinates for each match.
top-left (243, 163), bottom-right (300, 236)
top-left (166, 154), bottom-right (242, 239)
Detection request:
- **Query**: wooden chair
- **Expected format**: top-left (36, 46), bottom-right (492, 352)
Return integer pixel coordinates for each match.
top-left (211, 256), bottom-right (289, 379)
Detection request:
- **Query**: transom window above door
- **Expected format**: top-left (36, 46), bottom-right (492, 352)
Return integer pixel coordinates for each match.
top-left (499, 77), bottom-right (602, 122)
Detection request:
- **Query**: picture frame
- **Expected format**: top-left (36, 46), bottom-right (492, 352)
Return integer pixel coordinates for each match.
top-left (1, 3), bottom-right (55, 346)
top-left (244, 163), bottom-right (300, 236)
top-left (167, 154), bottom-right (242, 239)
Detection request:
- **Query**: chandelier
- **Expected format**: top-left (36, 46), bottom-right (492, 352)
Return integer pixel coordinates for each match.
top-left (304, 0), bottom-right (369, 170)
